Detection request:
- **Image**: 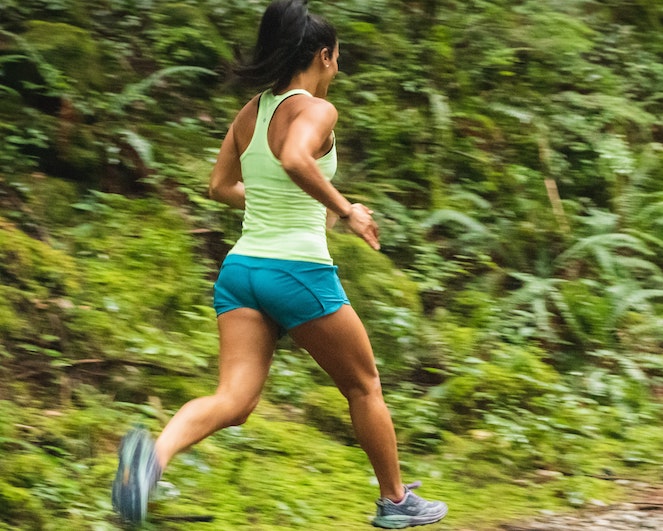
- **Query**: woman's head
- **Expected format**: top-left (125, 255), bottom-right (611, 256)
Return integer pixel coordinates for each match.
top-left (235, 0), bottom-right (337, 93)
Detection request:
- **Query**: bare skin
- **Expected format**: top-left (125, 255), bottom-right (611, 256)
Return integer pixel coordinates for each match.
top-left (154, 42), bottom-right (404, 502)
top-left (289, 306), bottom-right (403, 500)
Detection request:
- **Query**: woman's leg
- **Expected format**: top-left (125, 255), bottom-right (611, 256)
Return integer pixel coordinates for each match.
top-left (154, 307), bottom-right (278, 469)
top-left (288, 305), bottom-right (404, 502)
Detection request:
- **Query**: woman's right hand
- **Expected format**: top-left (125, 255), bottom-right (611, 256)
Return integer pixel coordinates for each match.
top-left (344, 203), bottom-right (380, 251)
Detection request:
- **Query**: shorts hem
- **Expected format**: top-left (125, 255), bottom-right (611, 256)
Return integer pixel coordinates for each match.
top-left (214, 303), bottom-right (260, 318)
top-left (285, 301), bottom-right (351, 331)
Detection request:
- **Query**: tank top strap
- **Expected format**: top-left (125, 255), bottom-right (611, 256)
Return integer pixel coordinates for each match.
top-left (268, 88), bottom-right (312, 109)
top-left (254, 89), bottom-right (312, 139)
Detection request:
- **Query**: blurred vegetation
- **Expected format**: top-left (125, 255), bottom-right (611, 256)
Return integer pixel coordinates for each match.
top-left (1, 0), bottom-right (663, 529)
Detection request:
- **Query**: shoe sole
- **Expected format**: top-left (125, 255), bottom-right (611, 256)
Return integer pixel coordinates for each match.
top-left (112, 430), bottom-right (152, 523)
top-left (372, 503), bottom-right (448, 529)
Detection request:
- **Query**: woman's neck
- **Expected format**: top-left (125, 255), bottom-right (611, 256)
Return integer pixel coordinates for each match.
top-left (279, 70), bottom-right (328, 99)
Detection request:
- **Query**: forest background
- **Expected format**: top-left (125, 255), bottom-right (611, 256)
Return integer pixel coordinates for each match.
top-left (1, 0), bottom-right (663, 529)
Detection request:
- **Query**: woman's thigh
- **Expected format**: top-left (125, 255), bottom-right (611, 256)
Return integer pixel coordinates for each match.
top-left (216, 307), bottom-right (279, 404)
top-left (288, 305), bottom-right (380, 398)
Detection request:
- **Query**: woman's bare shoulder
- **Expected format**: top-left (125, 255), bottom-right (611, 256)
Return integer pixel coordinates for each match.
top-left (231, 94), bottom-right (261, 150)
top-left (288, 95), bottom-right (338, 127)
top-left (234, 94), bottom-right (261, 125)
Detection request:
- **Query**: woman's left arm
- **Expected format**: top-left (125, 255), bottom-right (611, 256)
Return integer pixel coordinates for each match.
top-left (208, 122), bottom-right (245, 209)
top-left (280, 100), bottom-right (351, 217)
top-left (281, 100), bottom-right (380, 251)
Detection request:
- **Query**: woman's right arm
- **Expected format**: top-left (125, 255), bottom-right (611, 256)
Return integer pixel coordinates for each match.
top-left (208, 122), bottom-right (246, 209)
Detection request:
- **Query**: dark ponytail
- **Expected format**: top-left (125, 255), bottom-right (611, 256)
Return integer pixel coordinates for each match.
top-left (234, 0), bottom-right (337, 93)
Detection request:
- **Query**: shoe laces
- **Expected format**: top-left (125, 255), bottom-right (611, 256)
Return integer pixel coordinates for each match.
top-left (375, 480), bottom-right (424, 507)
top-left (405, 481), bottom-right (422, 491)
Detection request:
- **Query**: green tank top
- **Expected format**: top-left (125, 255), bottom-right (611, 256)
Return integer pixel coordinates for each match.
top-left (228, 89), bottom-right (338, 264)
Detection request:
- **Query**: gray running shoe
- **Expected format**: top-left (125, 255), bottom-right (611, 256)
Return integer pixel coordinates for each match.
top-left (372, 482), bottom-right (448, 529)
top-left (112, 428), bottom-right (162, 523)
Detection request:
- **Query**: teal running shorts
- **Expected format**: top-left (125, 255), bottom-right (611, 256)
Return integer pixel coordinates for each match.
top-left (213, 254), bottom-right (350, 331)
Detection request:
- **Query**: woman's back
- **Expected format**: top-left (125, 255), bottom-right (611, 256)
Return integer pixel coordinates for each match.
top-left (233, 92), bottom-right (335, 160)
top-left (227, 90), bottom-right (337, 264)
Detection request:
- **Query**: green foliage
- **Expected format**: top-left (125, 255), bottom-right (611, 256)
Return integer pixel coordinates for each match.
top-left (21, 21), bottom-right (104, 91)
top-left (433, 344), bottom-right (559, 430)
top-left (64, 192), bottom-right (215, 358)
top-left (329, 232), bottom-right (429, 371)
top-left (0, 119), bottom-right (50, 174)
top-left (0, 28), bottom-right (70, 96)
top-left (106, 66), bottom-right (218, 117)
top-left (303, 386), bottom-right (354, 444)
top-left (264, 349), bottom-right (323, 406)
top-left (0, 217), bottom-right (80, 297)
top-left (2, 0), bottom-right (663, 529)
top-left (148, 3), bottom-right (232, 69)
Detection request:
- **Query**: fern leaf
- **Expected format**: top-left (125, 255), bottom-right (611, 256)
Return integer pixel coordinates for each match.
top-left (109, 66), bottom-right (217, 115)
top-left (423, 209), bottom-right (492, 236)
top-left (0, 85), bottom-right (20, 97)
top-left (557, 233), bottom-right (654, 268)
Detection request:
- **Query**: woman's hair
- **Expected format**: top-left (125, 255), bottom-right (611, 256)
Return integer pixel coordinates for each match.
top-left (234, 0), bottom-right (337, 93)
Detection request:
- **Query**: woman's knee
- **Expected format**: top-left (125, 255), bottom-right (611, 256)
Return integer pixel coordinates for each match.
top-left (339, 374), bottom-right (383, 403)
top-left (227, 410), bottom-right (252, 427)
top-left (212, 391), bottom-right (259, 427)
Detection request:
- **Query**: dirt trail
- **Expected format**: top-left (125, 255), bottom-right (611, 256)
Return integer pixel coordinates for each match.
top-left (496, 484), bottom-right (663, 531)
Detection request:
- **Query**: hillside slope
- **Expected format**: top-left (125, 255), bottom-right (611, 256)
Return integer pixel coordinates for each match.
top-left (1, 1), bottom-right (663, 529)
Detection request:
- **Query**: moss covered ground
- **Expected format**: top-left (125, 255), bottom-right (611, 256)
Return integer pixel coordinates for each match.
top-left (2, 1), bottom-right (663, 529)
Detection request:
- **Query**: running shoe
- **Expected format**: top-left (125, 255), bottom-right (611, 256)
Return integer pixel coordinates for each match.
top-left (372, 482), bottom-right (448, 529)
top-left (111, 428), bottom-right (162, 523)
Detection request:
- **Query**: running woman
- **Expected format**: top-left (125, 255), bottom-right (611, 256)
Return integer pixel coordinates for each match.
top-left (112, 1), bottom-right (447, 528)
